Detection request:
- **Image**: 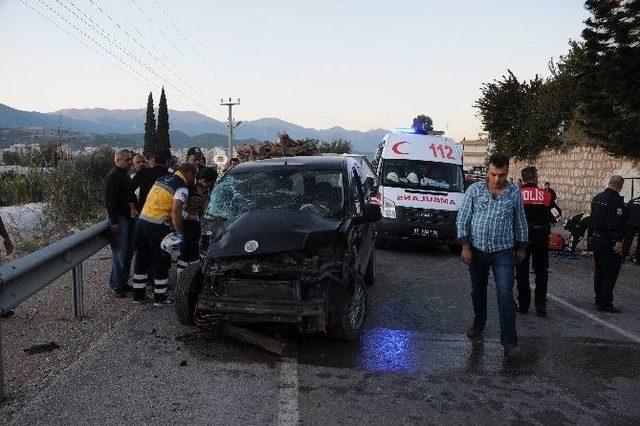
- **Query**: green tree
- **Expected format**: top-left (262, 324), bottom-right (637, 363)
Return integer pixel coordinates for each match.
top-left (572, 0), bottom-right (640, 157)
top-left (319, 138), bottom-right (352, 154)
top-left (143, 92), bottom-right (157, 158)
top-left (156, 87), bottom-right (171, 160)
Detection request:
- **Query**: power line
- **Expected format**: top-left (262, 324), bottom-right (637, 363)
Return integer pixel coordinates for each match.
top-left (85, 0), bottom-right (212, 107)
top-left (140, 0), bottom-right (226, 97)
top-left (30, 0), bottom-right (153, 87)
top-left (125, 0), bottom-right (222, 102)
top-left (84, 0), bottom-right (215, 115)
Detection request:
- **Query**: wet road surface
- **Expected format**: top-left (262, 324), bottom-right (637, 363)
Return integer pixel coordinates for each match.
top-left (6, 244), bottom-right (640, 425)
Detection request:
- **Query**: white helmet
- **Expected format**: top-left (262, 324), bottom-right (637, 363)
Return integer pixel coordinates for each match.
top-left (407, 172), bottom-right (419, 184)
top-left (160, 232), bottom-right (184, 260)
top-left (386, 172), bottom-right (399, 182)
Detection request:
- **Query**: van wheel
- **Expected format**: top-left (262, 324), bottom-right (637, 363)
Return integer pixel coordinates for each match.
top-left (175, 263), bottom-right (203, 326)
top-left (329, 274), bottom-right (367, 341)
top-left (364, 250), bottom-right (375, 287)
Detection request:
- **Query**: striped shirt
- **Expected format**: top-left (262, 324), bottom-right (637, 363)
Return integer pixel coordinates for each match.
top-left (456, 180), bottom-right (528, 253)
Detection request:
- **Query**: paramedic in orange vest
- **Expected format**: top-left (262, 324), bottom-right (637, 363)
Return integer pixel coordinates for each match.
top-left (516, 166), bottom-right (557, 317)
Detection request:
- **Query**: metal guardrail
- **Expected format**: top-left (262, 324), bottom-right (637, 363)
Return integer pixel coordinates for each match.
top-left (0, 219), bottom-right (110, 401)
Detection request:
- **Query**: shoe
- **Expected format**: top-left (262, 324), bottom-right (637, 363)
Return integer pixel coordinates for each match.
top-left (133, 295), bottom-right (150, 304)
top-left (517, 306), bottom-right (528, 315)
top-left (1, 309), bottom-right (15, 318)
top-left (153, 298), bottom-right (174, 307)
top-left (110, 288), bottom-right (126, 299)
top-left (466, 326), bottom-right (484, 339)
top-left (536, 306), bottom-right (547, 317)
top-left (503, 344), bottom-right (519, 358)
top-left (601, 305), bottom-right (621, 313)
top-left (121, 284), bottom-right (134, 293)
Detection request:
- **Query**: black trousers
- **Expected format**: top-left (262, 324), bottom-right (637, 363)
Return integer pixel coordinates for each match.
top-left (623, 225), bottom-right (640, 260)
top-left (593, 239), bottom-right (623, 308)
top-left (516, 230), bottom-right (550, 311)
top-left (133, 220), bottom-right (172, 301)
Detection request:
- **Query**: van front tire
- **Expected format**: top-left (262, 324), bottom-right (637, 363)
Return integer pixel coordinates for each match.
top-left (175, 263), bottom-right (203, 326)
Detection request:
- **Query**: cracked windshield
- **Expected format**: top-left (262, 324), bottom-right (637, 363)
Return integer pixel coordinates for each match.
top-left (205, 169), bottom-right (344, 221)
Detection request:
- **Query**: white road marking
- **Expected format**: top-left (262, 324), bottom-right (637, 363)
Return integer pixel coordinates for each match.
top-left (276, 356), bottom-right (299, 425)
top-left (544, 290), bottom-right (640, 344)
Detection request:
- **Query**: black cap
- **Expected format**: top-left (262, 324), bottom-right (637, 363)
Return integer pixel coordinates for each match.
top-left (187, 147), bottom-right (203, 156)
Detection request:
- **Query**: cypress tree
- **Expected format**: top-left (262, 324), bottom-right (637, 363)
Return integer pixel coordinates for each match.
top-left (156, 86), bottom-right (171, 161)
top-left (143, 92), bottom-right (156, 158)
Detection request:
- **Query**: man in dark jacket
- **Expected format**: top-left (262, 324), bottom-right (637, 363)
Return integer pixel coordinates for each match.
top-left (131, 153), bottom-right (171, 211)
top-left (590, 176), bottom-right (626, 313)
top-left (516, 166), bottom-right (556, 317)
top-left (105, 150), bottom-right (138, 297)
top-left (623, 195), bottom-right (640, 262)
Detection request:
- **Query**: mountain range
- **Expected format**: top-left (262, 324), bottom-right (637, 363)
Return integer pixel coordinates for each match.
top-left (0, 103), bottom-right (388, 154)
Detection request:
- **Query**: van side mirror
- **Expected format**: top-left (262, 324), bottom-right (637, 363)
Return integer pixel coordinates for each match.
top-left (354, 203), bottom-right (382, 225)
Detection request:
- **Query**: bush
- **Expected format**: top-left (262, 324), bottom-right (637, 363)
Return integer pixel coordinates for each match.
top-left (0, 171), bottom-right (47, 206)
top-left (45, 147), bottom-right (114, 226)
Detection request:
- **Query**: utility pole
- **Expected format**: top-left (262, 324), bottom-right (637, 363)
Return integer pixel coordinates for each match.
top-left (220, 97), bottom-right (241, 158)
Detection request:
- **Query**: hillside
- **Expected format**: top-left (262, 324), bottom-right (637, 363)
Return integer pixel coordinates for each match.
top-left (0, 103), bottom-right (387, 154)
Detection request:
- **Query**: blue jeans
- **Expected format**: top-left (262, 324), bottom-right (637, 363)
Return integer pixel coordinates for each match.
top-left (109, 215), bottom-right (135, 292)
top-left (469, 248), bottom-right (518, 346)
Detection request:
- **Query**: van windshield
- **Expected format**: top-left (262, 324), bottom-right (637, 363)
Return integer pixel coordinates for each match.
top-left (381, 159), bottom-right (464, 192)
top-left (204, 168), bottom-right (345, 221)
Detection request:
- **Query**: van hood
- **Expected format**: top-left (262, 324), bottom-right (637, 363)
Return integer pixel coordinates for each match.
top-left (205, 210), bottom-right (343, 258)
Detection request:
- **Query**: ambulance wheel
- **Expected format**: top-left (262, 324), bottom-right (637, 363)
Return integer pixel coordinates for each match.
top-left (175, 263), bottom-right (203, 326)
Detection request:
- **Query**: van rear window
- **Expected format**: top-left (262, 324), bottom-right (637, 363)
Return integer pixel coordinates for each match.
top-left (381, 159), bottom-right (464, 192)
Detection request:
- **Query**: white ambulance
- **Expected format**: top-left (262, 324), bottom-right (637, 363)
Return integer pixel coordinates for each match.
top-left (374, 130), bottom-right (465, 249)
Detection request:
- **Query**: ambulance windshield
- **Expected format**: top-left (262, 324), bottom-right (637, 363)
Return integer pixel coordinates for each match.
top-left (381, 159), bottom-right (464, 192)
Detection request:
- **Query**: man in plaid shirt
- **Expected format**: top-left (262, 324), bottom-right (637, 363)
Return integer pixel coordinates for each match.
top-left (456, 153), bottom-right (528, 357)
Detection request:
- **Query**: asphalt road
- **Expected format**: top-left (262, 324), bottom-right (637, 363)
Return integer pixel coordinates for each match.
top-left (6, 244), bottom-right (640, 425)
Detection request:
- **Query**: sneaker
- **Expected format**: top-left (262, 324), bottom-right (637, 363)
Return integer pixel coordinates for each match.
top-left (153, 298), bottom-right (174, 307)
top-left (133, 295), bottom-right (150, 304)
top-left (110, 288), bottom-right (126, 299)
top-left (466, 326), bottom-right (484, 339)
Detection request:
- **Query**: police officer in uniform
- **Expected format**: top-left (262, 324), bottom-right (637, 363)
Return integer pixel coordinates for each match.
top-left (516, 166), bottom-right (556, 317)
top-left (623, 194), bottom-right (640, 262)
top-left (590, 175), bottom-right (626, 313)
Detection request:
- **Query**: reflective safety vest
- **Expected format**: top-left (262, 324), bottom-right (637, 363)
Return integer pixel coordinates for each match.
top-left (140, 171), bottom-right (189, 225)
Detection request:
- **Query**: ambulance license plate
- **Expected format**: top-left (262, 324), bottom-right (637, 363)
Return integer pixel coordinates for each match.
top-left (412, 228), bottom-right (438, 237)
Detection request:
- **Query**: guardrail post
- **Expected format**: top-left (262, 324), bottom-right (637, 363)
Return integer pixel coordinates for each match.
top-left (72, 263), bottom-right (84, 320)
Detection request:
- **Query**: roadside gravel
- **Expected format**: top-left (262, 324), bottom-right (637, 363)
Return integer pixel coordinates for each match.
top-left (0, 247), bottom-right (142, 423)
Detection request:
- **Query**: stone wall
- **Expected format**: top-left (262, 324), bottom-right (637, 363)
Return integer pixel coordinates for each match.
top-left (509, 146), bottom-right (640, 218)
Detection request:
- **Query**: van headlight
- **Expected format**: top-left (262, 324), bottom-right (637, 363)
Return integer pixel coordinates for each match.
top-left (382, 197), bottom-right (396, 219)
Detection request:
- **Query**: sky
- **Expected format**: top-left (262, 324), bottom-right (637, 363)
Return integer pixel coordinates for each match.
top-left (0, 0), bottom-right (590, 140)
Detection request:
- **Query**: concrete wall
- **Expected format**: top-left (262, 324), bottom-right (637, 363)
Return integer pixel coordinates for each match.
top-left (509, 146), bottom-right (640, 217)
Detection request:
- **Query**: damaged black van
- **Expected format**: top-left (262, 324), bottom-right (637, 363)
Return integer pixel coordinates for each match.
top-left (175, 156), bottom-right (381, 341)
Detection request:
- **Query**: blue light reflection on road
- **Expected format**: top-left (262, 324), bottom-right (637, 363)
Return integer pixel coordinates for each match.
top-left (359, 327), bottom-right (413, 373)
